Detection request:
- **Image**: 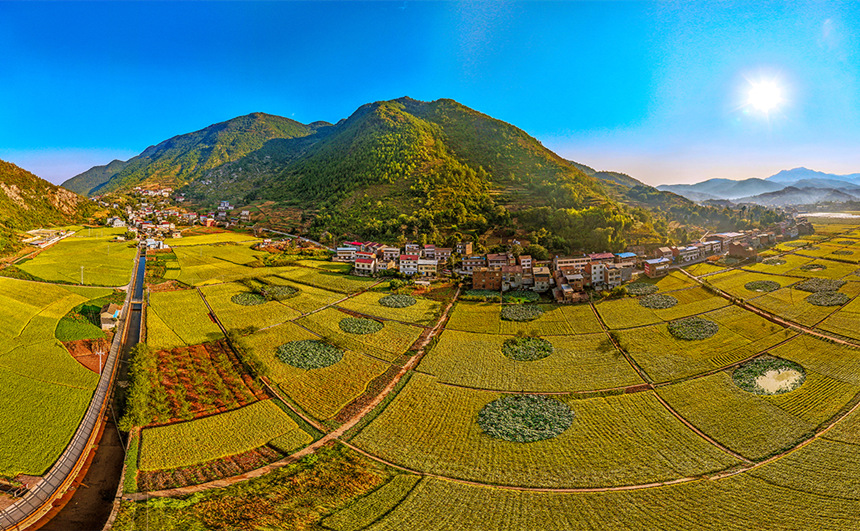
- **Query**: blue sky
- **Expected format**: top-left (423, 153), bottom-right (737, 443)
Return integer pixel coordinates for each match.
top-left (1, 1), bottom-right (858, 186)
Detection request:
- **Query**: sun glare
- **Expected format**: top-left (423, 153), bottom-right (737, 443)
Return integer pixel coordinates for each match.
top-left (747, 80), bottom-right (784, 113)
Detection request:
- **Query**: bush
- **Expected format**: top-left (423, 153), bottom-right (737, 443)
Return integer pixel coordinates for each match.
top-left (667, 317), bottom-right (719, 340)
top-left (744, 280), bottom-right (780, 293)
top-left (799, 263), bottom-right (826, 271)
top-left (500, 304), bottom-right (544, 322)
top-left (379, 294), bottom-right (417, 308)
top-left (733, 358), bottom-right (805, 395)
top-left (276, 340), bottom-right (343, 369)
top-left (388, 279), bottom-right (405, 290)
top-left (339, 317), bottom-right (383, 334)
top-left (478, 395), bottom-right (574, 443)
top-left (462, 290), bottom-right (502, 302)
top-left (626, 282), bottom-right (658, 296)
top-left (806, 291), bottom-right (849, 306)
top-left (502, 337), bottom-right (554, 361)
top-left (502, 290), bottom-right (540, 303)
top-left (639, 294), bottom-right (678, 309)
top-left (794, 278), bottom-right (846, 292)
top-left (260, 284), bottom-right (300, 301)
top-left (762, 258), bottom-right (786, 266)
top-left (231, 292), bottom-right (267, 306)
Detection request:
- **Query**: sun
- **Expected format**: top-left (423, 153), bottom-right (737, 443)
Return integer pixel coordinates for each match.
top-left (747, 80), bottom-right (784, 113)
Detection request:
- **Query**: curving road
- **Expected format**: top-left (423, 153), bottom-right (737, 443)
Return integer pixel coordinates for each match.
top-left (0, 252), bottom-right (145, 531)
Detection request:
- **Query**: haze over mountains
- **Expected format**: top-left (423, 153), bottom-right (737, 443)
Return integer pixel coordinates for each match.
top-left (658, 168), bottom-right (860, 206)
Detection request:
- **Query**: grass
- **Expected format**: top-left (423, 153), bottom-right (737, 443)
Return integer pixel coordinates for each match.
top-left (418, 330), bottom-right (642, 392)
top-left (138, 400), bottom-right (311, 471)
top-left (351, 373), bottom-right (740, 488)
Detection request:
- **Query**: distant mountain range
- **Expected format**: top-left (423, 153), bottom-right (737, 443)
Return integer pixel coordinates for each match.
top-left (657, 167), bottom-right (860, 206)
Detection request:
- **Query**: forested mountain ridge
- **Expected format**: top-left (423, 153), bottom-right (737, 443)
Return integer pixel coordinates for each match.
top-left (0, 159), bottom-right (98, 254)
top-left (62, 113), bottom-right (322, 195)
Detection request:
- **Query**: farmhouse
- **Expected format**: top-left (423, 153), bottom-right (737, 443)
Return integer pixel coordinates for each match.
top-left (644, 257), bottom-right (672, 278)
top-left (354, 257), bottom-right (377, 276)
top-left (100, 303), bottom-right (122, 330)
top-left (472, 267), bottom-right (502, 290)
top-left (399, 254), bottom-right (419, 275)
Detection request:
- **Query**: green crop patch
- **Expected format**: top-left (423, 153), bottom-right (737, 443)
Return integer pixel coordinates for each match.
top-left (732, 358), bottom-right (806, 395)
top-left (478, 394), bottom-right (574, 443)
top-left (338, 291), bottom-right (441, 326)
top-left (501, 336), bottom-right (553, 361)
top-left (276, 340), bottom-right (344, 369)
top-left (667, 317), bottom-right (719, 340)
top-left (626, 282), bottom-right (658, 296)
top-left (299, 308), bottom-right (422, 363)
top-left (500, 304), bottom-right (544, 321)
top-left (502, 290), bottom-right (540, 303)
top-left (379, 294), bottom-right (417, 308)
top-left (339, 317), bottom-right (384, 335)
top-left (806, 291), bottom-right (849, 306)
top-left (639, 293), bottom-right (678, 309)
top-left (231, 292), bottom-right (267, 305)
top-left (744, 280), bottom-right (781, 293)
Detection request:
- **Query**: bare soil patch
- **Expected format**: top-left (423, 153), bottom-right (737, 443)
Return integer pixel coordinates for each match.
top-left (755, 369), bottom-right (804, 394)
top-left (64, 337), bottom-right (113, 373)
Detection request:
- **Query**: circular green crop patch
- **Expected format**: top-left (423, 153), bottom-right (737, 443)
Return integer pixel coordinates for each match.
top-left (379, 294), bottom-right (417, 308)
top-left (762, 258), bottom-right (787, 266)
top-left (667, 316), bottom-right (719, 340)
top-left (806, 291), bottom-right (849, 307)
top-left (339, 317), bottom-right (383, 334)
top-left (478, 394), bottom-right (574, 443)
top-left (794, 278), bottom-right (846, 292)
top-left (626, 282), bottom-right (658, 296)
top-left (260, 284), bottom-right (300, 301)
top-left (639, 294), bottom-right (678, 309)
top-left (276, 340), bottom-right (343, 369)
top-left (799, 263), bottom-right (826, 272)
top-left (502, 337), bottom-right (554, 361)
top-left (231, 292), bottom-right (267, 306)
top-left (503, 290), bottom-right (540, 303)
top-left (744, 280), bottom-right (780, 293)
top-left (837, 240), bottom-right (855, 245)
top-left (500, 304), bottom-right (544, 322)
top-left (733, 358), bottom-right (805, 395)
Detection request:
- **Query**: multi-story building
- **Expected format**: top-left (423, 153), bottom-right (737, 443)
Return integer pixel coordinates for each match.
top-left (473, 267), bottom-right (502, 290)
top-left (533, 266), bottom-right (552, 292)
top-left (399, 254), bottom-right (419, 275)
top-left (405, 243), bottom-right (421, 254)
top-left (588, 252), bottom-right (615, 264)
top-left (423, 244), bottom-right (436, 260)
top-left (336, 246), bottom-right (358, 261)
top-left (380, 246), bottom-right (401, 262)
top-left (553, 255), bottom-right (588, 272)
top-left (585, 262), bottom-right (606, 287)
top-left (435, 247), bottom-right (453, 264)
top-left (354, 257), bottom-right (377, 276)
top-left (501, 265), bottom-right (524, 291)
top-left (487, 253), bottom-right (511, 268)
top-left (461, 255), bottom-right (487, 273)
top-left (654, 247), bottom-right (674, 260)
top-left (456, 241), bottom-right (473, 255)
top-left (644, 257), bottom-right (672, 278)
top-left (604, 264), bottom-right (623, 288)
top-left (417, 259), bottom-right (438, 277)
top-left (518, 254), bottom-right (533, 272)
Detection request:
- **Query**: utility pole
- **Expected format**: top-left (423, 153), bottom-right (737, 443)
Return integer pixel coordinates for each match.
top-left (80, 266), bottom-right (84, 285)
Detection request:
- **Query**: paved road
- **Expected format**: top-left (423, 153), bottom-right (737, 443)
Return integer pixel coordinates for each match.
top-left (0, 252), bottom-right (145, 531)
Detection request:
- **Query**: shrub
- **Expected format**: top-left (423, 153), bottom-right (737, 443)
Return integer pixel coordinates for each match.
top-left (762, 258), bottom-right (786, 266)
top-left (806, 291), bottom-right (849, 307)
top-left (626, 282), bottom-right (658, 296)
top-left (388, 279), bottom-right (405, 290)
top-left (379, 294), bottom-right (417, 308)
top-left (799, 263), bottom-right (826, 271)
top-left (733, 358), bottom-right (805, 395)
top-left (502, 337), bottom-right (554, 361)
top-left (462, 290), bottom-right (502, 302)
top-left (667, 317), bottom-right (719, 340)
top-left (339, 317), bottom-right (383, 334)
top-left (276, 340), bottom-right (343, 369)
top-left (500, 304), bottom-right (544, 322)
top-left (230, 292), bottom-right (267, 306)
top-left (260, 284), bottom-right (300, 301)
top-left (502, 290), bottom-right (540, 303)
top-left (639, 294), bottom-right (678, 309)
top-left (794, 278), bottom-right (846, 292)
top-left (478, 395), bottom-right (574, 443)
top-left (744, 280), bottom-right (780, 293)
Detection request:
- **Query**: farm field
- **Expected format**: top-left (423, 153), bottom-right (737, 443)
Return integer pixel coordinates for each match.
top-left (146, 289), bottom-right (223, 350)
top-left (338, 291), bottom-right (442, 326)
top-left (200, 281), bottom-right (302, 333)
top-left (817, 293), bottom-right (860, 340)
top-left (768, 335), bottom-right (860, 386)
top-left (445, 302), bottom-right (603, 335)
top-left (239, 321), bottom-right (390, 420)
top-left (418, 330), bottom-right (643, 392)
top-left (138, 399), bottom-right (311, 471)
top-left (17, 227), bottom-right (137, 286)
top-left (747, 280), bottom-right (860, 327)
top-left (262, 275), bottom-right (345, 314)
top-left (595, 286), bottom-right (729, 330)
top-left (351, 373), bottom-right (740, 488)
top-left (703, 270), bottom-right (796, 300)
top-left (169, 230), bottom-right (262, 247)
top-left (785, 258), bottom-right (859, 279)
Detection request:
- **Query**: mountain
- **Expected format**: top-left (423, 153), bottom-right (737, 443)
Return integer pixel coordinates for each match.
top-left (736, 186), bottom-right (860, 207)
top-left (657, 178), bottom-right (784, 201)
top-left (62, 113), bottom-right (323, 195)
top-left (766, 167), bottom-right (860, 184)
top-left (569, 161), bottom-right (646, 188)
top-left (0, 159), bottom-right (95, 254)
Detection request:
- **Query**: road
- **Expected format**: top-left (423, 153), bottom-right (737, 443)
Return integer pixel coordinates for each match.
top-left (261, 228), bottom-right (334, 252)
top-left (0, 252), bottom-right (145, 531)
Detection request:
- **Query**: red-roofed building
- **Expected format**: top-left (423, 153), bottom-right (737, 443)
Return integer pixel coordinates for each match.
top-left (354, 257), bottom-right (377, 276)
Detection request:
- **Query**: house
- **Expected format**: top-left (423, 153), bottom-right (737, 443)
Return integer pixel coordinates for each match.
top-left (380, 246), bottom-right (401, 262)
top-left (435, 247), bottom-right (453, 264)
top-left (399, 254), bottom-right (420, 276)
top-left (405, 243), bottom-right (421, 254)
top-left (588, 252), bottom-right (615, 264)
top-left (100, 303), bottom-right (122, 330)
top-left (553, 255), bottom-right (588, 272)
top-left (240, 211), bottom-right (251, 222)
top-left (673, 246), bottom-right (701, 264)
top-left (417, 259), bottom-right (438, 277)
top-left (487, 253), bottom-right (511, 268)
top-left (461, 255), bottom-right (487, 273)
top-left (533, 266), bottom-right (552, 292)
top-left (456, 241), bottom-right (473, 255)
top-left (501, 265), bottom-right (524, 291)
top-left (518, 255), bottom-right (533, 272)
top-left (728, 242), bottom-right (758, 259)
top-left (614, 252), bottom-right (637, 264)
top-left (144, 238), bottom-right (167, 250)
top-left (354, 257), bottom-right (377, 276)
top-left (654, 247), bottom-right (674, 260)
top-left (472, 267), bottom-right (502, 290)
top-left (585, 262), bottom-right (606, 287)
top-left (604, 264), bottom-right (624, 288)
top-left (336, 247), bottom-right (358, 262)
top-left (423, 244), bottom-right (436, 260)
top-left (644, 257), bottom-right (672, 278)
top-left (376, 260), bottom-right (396, 272)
